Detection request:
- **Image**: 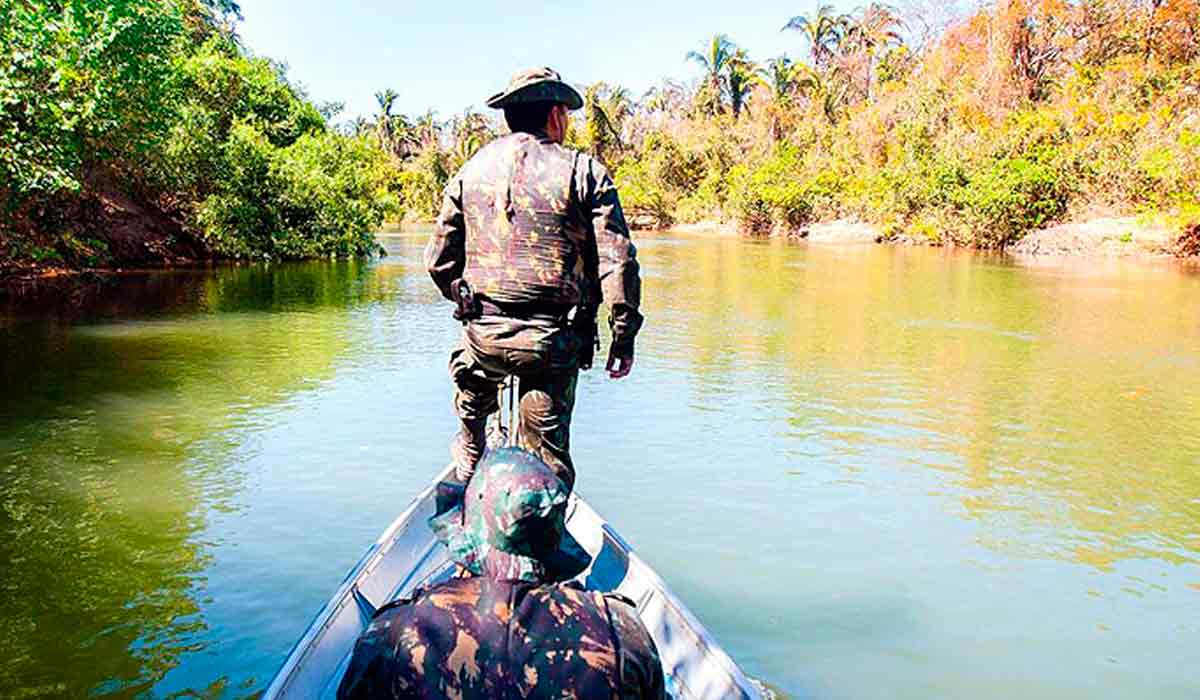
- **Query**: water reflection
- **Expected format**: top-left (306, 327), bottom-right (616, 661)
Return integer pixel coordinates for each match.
top-left (637, 235), bottom-right (1200, 571)
top-left (1, 232), bottom-right (1198, 698)
top-left (1, 261), bottom-right (380, 697)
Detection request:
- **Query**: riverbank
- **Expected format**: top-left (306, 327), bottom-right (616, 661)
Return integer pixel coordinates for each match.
top-left (657, 215), bottom-right (1200, 262)
top-left (9, 212), bottom-right (1192, 303)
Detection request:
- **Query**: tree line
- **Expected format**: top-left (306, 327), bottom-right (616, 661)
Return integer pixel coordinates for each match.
top-left (3, 0), bottom-right (1197, 272)
top-left (365, 0), bottom-right (1199, 249)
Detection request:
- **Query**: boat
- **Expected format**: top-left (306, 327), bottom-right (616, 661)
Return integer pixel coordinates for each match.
top-left (262, 463), bottom-right (765, 699)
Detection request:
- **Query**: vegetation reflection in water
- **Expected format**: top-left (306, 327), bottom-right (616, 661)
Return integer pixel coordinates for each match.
top-left (1, 231), bottom-right (1199, 698)
top-left (647, 238), bottom-right (1200, 569)
top-left (1, 262), bottom-right (384, 697)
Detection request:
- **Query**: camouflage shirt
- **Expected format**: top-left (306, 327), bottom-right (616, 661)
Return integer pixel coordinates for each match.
top-left (425, 131), bottom-right (643, 352)
top-left (336, 576), bottom-right (666, 700)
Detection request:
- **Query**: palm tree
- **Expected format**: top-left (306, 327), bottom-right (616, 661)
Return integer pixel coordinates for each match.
top-left (759, 56), bottom-right (796, 141)
top-left (726, 51), bottom-right (758, 120)
top-left (602, 86), bottom-right (633, 135)
top-left (686, 34), bottom-right (736, 115)
top-left (783, 5), bottom-right (845, 67)
top-left (584, 83), bottom-right (613, 161)
top-left (583, 82), bottom-right (633, 163)
top-left (761, 56), bottom-right (796, 100)
top-left (374, 89), bottom-right (399, 155)
top-left (845, 3), bottom-right (903, 51)
top-left (414, 109), bottom-right (440, 150)
top-left (792, 63), bottom-right (850, 122)
top-left (347, 116), bottom-right (370, 137)
top-left (842, 4), bottom-right (903, 100)
top-left (448, 109), bottom-right (493, 167)
top-left (390, 113), bottom-right (420, 159)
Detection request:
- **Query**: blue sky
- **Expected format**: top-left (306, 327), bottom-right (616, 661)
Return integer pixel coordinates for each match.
top-left (238, 0), bottom-right (849, 122)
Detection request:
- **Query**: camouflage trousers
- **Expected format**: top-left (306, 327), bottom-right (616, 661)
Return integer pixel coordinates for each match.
top-left (449, 314), bottom-right (580, 490)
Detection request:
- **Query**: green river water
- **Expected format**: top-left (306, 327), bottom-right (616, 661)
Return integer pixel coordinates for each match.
top-left (2, 229), bottom-right (1199, 698)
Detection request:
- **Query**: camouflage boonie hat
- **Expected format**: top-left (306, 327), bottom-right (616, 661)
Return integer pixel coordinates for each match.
top-left (429, 447), bottom-right (591, 583)
top-left (486, 67), bottom-right (584, 110)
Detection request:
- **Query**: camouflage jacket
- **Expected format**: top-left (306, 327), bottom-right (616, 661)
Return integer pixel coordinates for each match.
top-left (424, 131), bottom-right (643, 353)
top-left (336, 576), bottom-right (666, 700)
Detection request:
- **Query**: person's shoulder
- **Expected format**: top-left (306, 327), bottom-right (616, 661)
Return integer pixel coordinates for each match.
top-left (375, 577), bottom-right (481, 617)
top-left (567, 146), bottom-right (606, 174)
top-left (365, 588), bottom-right (423, 629)
top-left (458, 133), bottom-right (523, 178)
top-left (549, 146), bottom-right (610, 190)
top-left (524, 136), bottom-right (589, 172)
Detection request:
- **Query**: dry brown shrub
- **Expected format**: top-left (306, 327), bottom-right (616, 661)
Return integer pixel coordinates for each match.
top-left (1175, 223), bottom-right (1200, 258)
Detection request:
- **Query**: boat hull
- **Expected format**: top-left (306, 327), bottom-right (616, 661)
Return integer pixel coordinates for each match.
top-left (263, 469), bottom-right (762, 700)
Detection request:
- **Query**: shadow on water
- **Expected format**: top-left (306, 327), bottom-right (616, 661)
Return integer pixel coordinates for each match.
top-left (0, 260), bottom-right (379, 698)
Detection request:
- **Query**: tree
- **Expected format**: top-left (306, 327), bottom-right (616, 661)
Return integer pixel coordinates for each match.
top-left (583, 82), bottom-right (634, 163)
top-left (447, 109), bottom-right (494, 169)
top-left (686, 34), bottom-right (737, 115)
top-left (761, 56), bottom-right (797, 100)
top-left (759, 56), bottom-right (797, 140)
top-left (373, 89), bottom-right (399, 157)
top-left (791, 62), bottom-right (849, 122)
top-left (998, 0), bottom-right (1071, 101)
top-left (783, 5), bottom-right (846, 67)
top-left (842, 3), bottom-right (904, 100)
top-left (642, 79), bottom-right (690, 116)
top-left (726, 51), bottom-right (758, 119)
top-left (414, 109), bottom-right (441, 150)
top-left (603, 86), bottom-right (634, 136)
top-left (346, 116), bottom-right (370, 137)
top-left (1, 0), bottom-right (183, 195)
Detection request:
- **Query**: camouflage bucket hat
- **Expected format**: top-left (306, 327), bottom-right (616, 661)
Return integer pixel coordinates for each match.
top-left (485, 67), bottom-right (584, 111)
top-left (429, 447), bottom-right (591, 583)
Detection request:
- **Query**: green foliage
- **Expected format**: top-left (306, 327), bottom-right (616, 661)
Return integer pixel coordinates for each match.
top-left (953, 156), bottom-right (1069, 247)
top-left (729, 147), bottom-right (814, 234)
top-left (155, 38), bottom-right (391, 258)
top-left (396, 147), bottom-right (450, 221)
top-left (2, 0), bottom-right (392, 268)
top-left (1, 0), bottom-right (182, 193)
top-left (571, 2), bottom-right (1200, 247)
top-left (196, 127), bottom-right (392, 258)
top-left (14, 0), bottom-right (1183, 261)
top-left (613, 133), bottom-right (705, 226)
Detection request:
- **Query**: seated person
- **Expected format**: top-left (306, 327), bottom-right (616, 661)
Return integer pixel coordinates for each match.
top-left (337, 447), bottom-right (666, 699)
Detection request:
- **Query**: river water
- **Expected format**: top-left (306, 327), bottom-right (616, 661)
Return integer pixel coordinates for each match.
top-left (2, 229), bottom-right (1198, 698)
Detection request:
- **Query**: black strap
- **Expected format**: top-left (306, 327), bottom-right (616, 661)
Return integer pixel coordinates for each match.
top-left (372, 586), bottom-right (424, 618)
top-left (598, 591), bottom-right (626, 698)
top-left (476, 296), bottom-right (572, 322)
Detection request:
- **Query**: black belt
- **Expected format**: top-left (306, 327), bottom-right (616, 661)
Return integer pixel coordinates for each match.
top-left (477, 296), bottom-right (573, 322)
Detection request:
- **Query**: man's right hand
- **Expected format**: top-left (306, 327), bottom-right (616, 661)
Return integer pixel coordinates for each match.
top-left (606, 352), bottom-right (634, 379)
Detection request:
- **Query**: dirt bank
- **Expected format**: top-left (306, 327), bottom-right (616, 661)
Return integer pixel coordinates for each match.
top-left (1008, 217), bottom-right (1179, 258)
top-left (792, 219), bottom-right (883, 244)
top-left (664, 220), bottom-right (739, 237)
top-left (2, 174), bottom-right (207, 289)
top-left (648, 214), bottom-right (1199, 264)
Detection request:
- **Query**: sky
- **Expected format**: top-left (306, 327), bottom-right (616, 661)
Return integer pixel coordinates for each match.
top-left (237, 0), bottom-right (857, 123)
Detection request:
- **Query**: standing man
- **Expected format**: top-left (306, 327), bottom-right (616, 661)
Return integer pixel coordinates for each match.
top-left (425, 67), bottom-right (643, 491)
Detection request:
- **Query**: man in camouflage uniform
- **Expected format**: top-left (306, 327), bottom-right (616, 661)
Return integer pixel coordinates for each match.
top-left (425, 67), bottom-right (643, 491)
top-left (337, 448), bottom-right (667, 699)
